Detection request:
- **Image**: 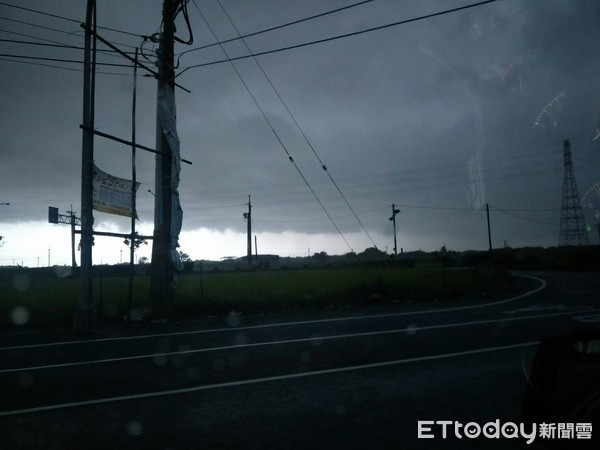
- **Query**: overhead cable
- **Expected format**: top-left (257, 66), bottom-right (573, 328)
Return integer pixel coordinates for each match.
top-left (491, 207), bottom-right (558, 227)
top-left (178, 0), bottom-right (496, 75)
top-left (0, 55), bottom-right (130, 75)
top-left (0, 26), bottom-right (81, 45)
top-left (0, 1), bottom-right (143, 38)
top-left (176, 0), bottom-right (374, 66)
top-left (215, 0), bottom-right (379, 250)
top-left (0, 37), bottom-right (137, 57)
top-left (194, 1), bottom-right (353, 252)
top-left (0, 52), bottom-right (130, 67)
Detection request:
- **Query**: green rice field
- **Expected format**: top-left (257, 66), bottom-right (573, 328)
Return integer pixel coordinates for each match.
top-left (0, 266), bottom-right (514, 330)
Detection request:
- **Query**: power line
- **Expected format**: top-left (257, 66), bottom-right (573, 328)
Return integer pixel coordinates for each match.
top-left (137, 163), bottom-right (562, 212)
top-left (0, 16), bottom-right (139, 50)
top-left (0, 36), bottom-right (85, 50)
top-left (395, 204), bottom-right (566, 213)
top-left (0, 25), bottom-right (188, 80)
top-left (0, 52), bottom-right (131, 67)
top-left (0, 37), bottom-right (138, 60)
top-left (492, 207), bottom-right (558, 227)
top-left (214, 0), bottom-right (379, 250)
top-left (0, 1), bottom-right (81, 24)
top-left (0, 1), bottom-right (143, 38)
top-left (194, 1), bottom-right (353, 252)
top-left (82, 23), bottom-right (192, 93)
top-left (171, 203), bottom-right (246, 212)
top-left (0, 15), bottom-right (82, 36)
top-left (0, 36), bottom-right (134, 56)
top-left (0, 55), bottom-right (130, 75)
top-left (0, 26), bottom-right (80, 46)
top-left (166, 156), bottom-right (564, 211)
top-left (177, 0), bottom-right (374, 66)
top-left (396, 204), bottom-right (479, 212)
top-left (178, 0), bottom-right (497, 75)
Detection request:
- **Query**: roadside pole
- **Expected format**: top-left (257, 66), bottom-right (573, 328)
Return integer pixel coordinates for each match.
top-left (247, 195), bottom-right (252, 265)
top-left (150, 0), bottom-right (177, 316)
top-left (75, 0), bottom-right (96, 333)
top-left (127, 49), bottom-right (138, 325)
top-left (389, 205), bottom-right (400, 261)
top-left (486, 203), bottom-right (492, 251)
top-left (67, 205), bottom-right (77, 269)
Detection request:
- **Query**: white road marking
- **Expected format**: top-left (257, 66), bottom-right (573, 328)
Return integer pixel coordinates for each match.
top-left (2, 306), bottom-right (589, 374)
top-left (0, 274), bottom-right (547, 352)
top-left (503, 304), bottom-right (594, 314)
top-left (0, 340), bottom-right (540, 417)
top-left (572, 314), bottom-right (600, 323)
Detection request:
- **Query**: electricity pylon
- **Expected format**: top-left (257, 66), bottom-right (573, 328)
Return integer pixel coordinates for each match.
top-left (559, 139), bottom-right (589, 246)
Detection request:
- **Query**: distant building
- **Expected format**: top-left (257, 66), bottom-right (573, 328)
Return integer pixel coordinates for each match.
top-left (240, 254), bottom-right (280, 267)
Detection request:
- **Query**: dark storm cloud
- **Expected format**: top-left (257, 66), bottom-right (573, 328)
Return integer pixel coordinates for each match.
top-left (1, 0), bottom-right (599, 252)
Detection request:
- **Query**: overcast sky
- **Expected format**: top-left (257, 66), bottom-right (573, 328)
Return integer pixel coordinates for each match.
top-left (1, 0), bottom-right (600, 266)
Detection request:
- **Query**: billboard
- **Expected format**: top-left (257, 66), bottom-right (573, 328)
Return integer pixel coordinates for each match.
top-left (92, 165), bottom-right (140, 218)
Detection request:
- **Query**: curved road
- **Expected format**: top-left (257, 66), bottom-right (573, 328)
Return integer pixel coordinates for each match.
top-left (1, 271), bottom-right (599, 449)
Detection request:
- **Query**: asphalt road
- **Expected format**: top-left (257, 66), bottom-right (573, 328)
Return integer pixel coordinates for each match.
top-left (1, 271), bottom-right (599, 449)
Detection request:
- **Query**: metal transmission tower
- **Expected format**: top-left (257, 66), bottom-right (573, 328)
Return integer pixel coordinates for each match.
top-left (559, 139), bottom-right (589, 246)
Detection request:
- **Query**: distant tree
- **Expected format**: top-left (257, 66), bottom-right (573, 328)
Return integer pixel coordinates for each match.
top-left (313, 251), bottom-right (328, 260)
top-left (434, 245), bottom-right (456, 268)
top-left (433, 245), bottom-right (455, 297)
top-left (358, 247), bottom-right (386, 260)
top-left (178, 251), bottom-right (193, 270)
top-left (138, 256), bottom-right (149, 265)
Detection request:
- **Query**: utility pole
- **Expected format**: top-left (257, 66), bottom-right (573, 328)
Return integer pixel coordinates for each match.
top-left (243, 195), bottom-right (252, 265)
top-left (486, 203), bottom-right (492, 251)
top-left (389, 205), bottom-right (401, 258)
top-left (48, 206), bottom-right (81, 270)
top-left (126, 48), bottom-right (139, 325)
top-left (67, 205), bottom-right (77, 269)
top-left (150, 0), bottom-right (178, 315)
top-left (75, 0), bottom-right (96, 333)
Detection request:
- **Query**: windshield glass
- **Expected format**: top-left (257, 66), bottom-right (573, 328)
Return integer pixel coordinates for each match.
top-left (1, 1), bottom-right (599, 449)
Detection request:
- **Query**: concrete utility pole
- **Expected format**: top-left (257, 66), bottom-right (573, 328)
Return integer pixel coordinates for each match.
top-left (243, 195), bottom-right (252, 264)
top-left (127, 48), bottom-right (139, 325)
top-left (75, 0), bottom-right (96, 333)
top-left (150, 0), bottom-right (177, 314)
top-left (389, 205), bottom-right (401, 258)
top-left (486, 203), bottom-right (492, 251)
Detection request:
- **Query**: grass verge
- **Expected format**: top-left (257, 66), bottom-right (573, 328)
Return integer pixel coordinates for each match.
top-left (0, 266), bottom-right (515, 331)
